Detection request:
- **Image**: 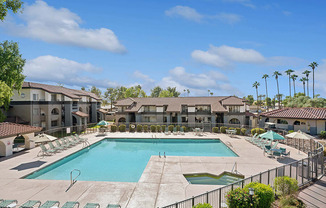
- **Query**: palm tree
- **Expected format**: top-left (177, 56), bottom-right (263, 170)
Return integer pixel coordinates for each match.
top-left (187, 89), bottom-right (190, 96)
top-left (300, 77), bottom-right (307, 95)
top-left (183, 89), bottom-right (186, 97)
top-left (273, 71), bottom-right (282, 108)
top-left (210, 92), bottom-right (213, 96)
top-left (303, 70), bottom-right (311, 97)
top-left (308, 62), bottom-right (318, 98)
top-left (291, 74), bottom-right (298, 95)
top-left (262, 74), bottom-right (269, 110)
top-left (285, 69), bottom-right (294, 97)
top-left (252, 81), bottom-right (260, 111)
top-left (208, 89), bottom-right (210, 96)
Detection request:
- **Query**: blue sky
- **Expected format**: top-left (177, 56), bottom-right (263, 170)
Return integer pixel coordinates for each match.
top-left (1, 0), bottom-right (326, 98)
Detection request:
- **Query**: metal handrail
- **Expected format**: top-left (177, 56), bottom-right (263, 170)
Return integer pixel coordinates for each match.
top-left (66, 169), bottom-right (81, 192)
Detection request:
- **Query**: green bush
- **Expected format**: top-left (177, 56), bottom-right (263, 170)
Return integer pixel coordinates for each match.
top-left (150, 125), bottom-right (156, 132)
top-left (241, 128), bottom-right (247, 135)
top-left (279, 195), bottom-right (306, 208)
top-left (229, 127), bottom-right (235, 130)
top-left (226, 187), bottom-right (259, 208)
top-left (258, 128), bottom-right (265, 134)
top-left (129, 124), bottom-right (135, 132)
top-left (274, 176), bottom-right (298, 196)
top-left (244, 182), bottom-right (274, 208)
top-left (176, 125), bottom-right (180, 131)
top-left (220, 126), bottom-right (227, 133)
top-left (182, 126), bottom-right (187, 132)
top-left (137, 125), bottom-right (142, 132)
top-left (168, 125), bottom-right (174, 132)
top-left (212, 127), bottom-right (219, 133)
top-left (111, 125), bottom-right (117, 132)
top-left (320, 131), bottom-right (326, 139)
top-left (236, 127), bottom-right (241, 135)
top-left (288, 130), bottom-right (294, 133)
top-left (251, 128), bottom-right (265, 135)
top-left (192, 203), bottom-right (213, 208)
top-left (119, 124), bottom-right (126, 132)
top-left (156, 125), bottom-right (161, 132)
top-left (143, 125), bottom-right (148, 132)
top-left (161, 125), bottom-right (166, 132)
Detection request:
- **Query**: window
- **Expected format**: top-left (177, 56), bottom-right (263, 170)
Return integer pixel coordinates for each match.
top-left (51, 94), bottom-right (56, 101)
top-left (163, 106), bottom-right (168, 112)
top-left (143, 116), bottom-right (157, 122)
top-left (229, 106), bottom-right (240, 113)
top-left (294, 120), bottom-right (301, 125)
top-left (229, 118), bottom-right (240, 124)
top-left (33, 94), bottom-right (39, 101)
top-left (51, 108), bottom-right (59, 115)
top-left (163, 116), bottom-right (167, 123)
top-left (181, 105), bottom-right (188, 113)
top-left (51, 120), bottom-right (58, 127)
top-left (182, 117), bottom-right (188, 122)
top-left (196, 105), bottom-right (211, 113)
top-left (143, 106), bottom-right (156, 112)
top-left (277, 119), bottom-right (288, 124)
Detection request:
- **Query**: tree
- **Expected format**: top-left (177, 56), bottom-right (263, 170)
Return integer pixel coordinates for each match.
top-left (308, 62), bottom-right (318, 98)
top-left (303, 70), bottom-right (311, 97)
top-left (104, 87), bottom-right (117, 110)
top-left (0, 81), bottom-right (12, 121)
top-left (90, 86), bottom-right (101, 98)
top-left (187, 89), bottom-right (190, 96)
top-left (81, 86), bottom-right (86, 91)
top-left (244, 95), bottom-right (254, 105)
top-left (262, 74), bottom-right (269, 110)
top-left (210, 92), bottom-right (213, 96)
top-left (285, 69), bottom-right (294, 97)
top-left (252, 81), bottom-right (260, 111)
top-left (300, 77), bottom-right (307, 96)
top-left (273, 71), bottom-right (282, 108)
top-left (0, 0), bottom-right (23, 21)
top-left (291, 74), bottom-right (298, 95)
top-left (159, 90), bottom-right (174, 97)
top-left (0, 40), bottom-right (26, 121)
top-left (167, 87), bottom-right (180, 97)
top-left (150, 86), bottom-right (163, 97)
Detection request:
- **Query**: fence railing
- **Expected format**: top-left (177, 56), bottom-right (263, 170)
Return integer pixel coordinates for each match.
top-left (161, 138), bottom-right (324, 208)
top-left (37, 123), bottom-right (99, 138)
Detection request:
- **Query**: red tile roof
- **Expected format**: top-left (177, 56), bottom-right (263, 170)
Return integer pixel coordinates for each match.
top-left (72, 111), bottom-right (89, 118)
top-left (261, 108), bottom-right (326, 120)
top-left (0, 122), bottom-right (42, 138)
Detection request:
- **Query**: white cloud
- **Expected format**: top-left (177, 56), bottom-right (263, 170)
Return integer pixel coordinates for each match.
top-left (222, 0), bottom-right (256, 9)
top-left (24, 55), bottom-right (117, 88)
top-left (2, 0), bottom-right (126, 53)
top-left (165, 5), bottom-right (241, 24)
top-left (133, 71), bottom-right (155, 83)
top-left (192, 45), bottom-right (266, 68)
top-left (165, 6), bottom-right (203, 22)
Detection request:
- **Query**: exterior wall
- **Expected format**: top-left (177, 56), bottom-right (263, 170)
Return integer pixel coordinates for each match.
top-left (224, 114), bottom-right (246, 126)
top-left (0, 132), bottom-right (35, 156)
top-left (317, 120), bottom-right (326, 134)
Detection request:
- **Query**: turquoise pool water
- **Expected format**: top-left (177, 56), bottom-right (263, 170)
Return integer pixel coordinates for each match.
top-left (26, 139), bottom-right (237, 182)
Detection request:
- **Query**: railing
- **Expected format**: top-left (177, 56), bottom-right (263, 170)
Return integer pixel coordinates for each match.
top-left (38, 123), bottom-right (99, 138)
top-left (161, 138), bottom-right (324, 208)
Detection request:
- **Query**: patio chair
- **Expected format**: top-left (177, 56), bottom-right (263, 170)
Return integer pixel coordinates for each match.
top-left (173, 127), bottom-right (178, 135)
top-left (60, 138), bottom-right (74, 147)
top-left (48, 142), bottom-right (64, 152)
top-left (106, 205), bottom-right (121, 208)
top-left (83, 203), bottom-right (100, 208)
top-left (164, 128), bottom-right (170, 135)
top-left (39, 201), bottom-right (60, 208)
top-left (70, 136), bottom-right (81, 144)
top-left (280, 147), bottom-right (286, 153)
top-left (39, 144), bottom-right (56, 155)
top-left (271, 141), bottom-right (279, 149)
top-left (20, 200), bottom-right (41, 208)
top-left (272, 151), bottom-right (281, 159)
top-left (74, 134), bottom-right (88, 143)
top-left (61, 202), bottom-right (79, 208)
top-left (282, 151), bottom-right (290, 157)
top-left (65, 137), bottom-right (78, 145)
top-left (180, 127), bottom-right (185, 135)
top-left (0, 200), bottom-right (18, 208)
top-left (55, 140), bottom-right (68, 149)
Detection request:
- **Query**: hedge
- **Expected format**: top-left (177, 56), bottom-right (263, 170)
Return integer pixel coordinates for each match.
top-left (182, 126), bottom-right (187, 132)
top-left (168, 125), bottom-right (174, 132)
top-left (235, 127), bottom-right (241, 135)
top-left (119, 124), bottom-right (126, 132)
top-left (150, 125), bottom-right (156, 132)
top-left (212, 127), bottom-right (219, 133)
top-left (220, 126), bottom-right (227, 133)
top-left (244, 182), bottom-right (274, 208)
top-left (143, 125), bottom-right (148, 132)
top-left (274, 176), bottom-right (298, 196)
top-left (192, 203), bottom-right (213, 208)
top-left (320, 131), bottom-right (326, 139)
top-left (241, 128), bottom-right (247, 135)
top-left (176, 125), bottom-right (180, 131)
top-left (156, 125), bottom-right (161, 132)
top-left (226, 187), bottom-right (259, 208)
top-left (251, 128), bottom-right (265, 135)
top-left (137, 125), bottom-right (142, 132)
top-left (161, 125), bottom-right (166, 132)
top-left (111, 125), bottom-right (117, 132)
top-left (129, 124), bottom-right (135, 132)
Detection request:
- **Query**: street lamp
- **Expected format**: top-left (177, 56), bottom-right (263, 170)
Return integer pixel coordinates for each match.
top-left (249, 188), bottom-right (254, 206)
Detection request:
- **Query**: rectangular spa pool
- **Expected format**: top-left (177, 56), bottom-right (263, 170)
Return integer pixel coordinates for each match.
top-left (25, 139), bottom-right (237, 182)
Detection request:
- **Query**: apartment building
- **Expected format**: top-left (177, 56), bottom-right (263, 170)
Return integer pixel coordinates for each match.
top-left (7, 82), bottom-right (103, 130)
top-left (114, 96), bottom-right (251, 127)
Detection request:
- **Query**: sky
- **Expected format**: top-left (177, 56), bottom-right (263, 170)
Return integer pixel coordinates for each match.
top-left (1, 0), bottom-right (326, 98)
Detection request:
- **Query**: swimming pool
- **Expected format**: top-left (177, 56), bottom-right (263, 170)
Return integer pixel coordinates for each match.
top-left (25, 138), bottom-right (237, 182)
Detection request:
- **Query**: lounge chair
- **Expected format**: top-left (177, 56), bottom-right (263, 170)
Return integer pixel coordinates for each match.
top-left (65, 137), bottom-right (78, 145)
top-left (70, 136), bottom-right (81, 144)
top-left (173, 127), bottom-right (178, 135)
top-left (60, 138), bottom-right (74, 147)
top-left (39, 144), bottom-right (56, 155)
top-left (272, 151), bottom-right (281, 158)
top-left (106, 205), bottom-right (121, 208)
top-left (164, 128), bottom-right (171, 135)
top-left (180, 127), bottom-right (185, 135)
top-left (39, 201), bottom-right (60, 208)
top-left (282, 151), bottom-right (290, 157)
top-left (271, 141), bottom-right (279, 149)
top-left (280, 147), bottom-right (286, 153)
top-left (61, 202), bottom-right (79, 208)
top-left (48, 142), bottom-right (64, 152)
top-left (55, 140), bottom-right (68, 149)
top-left (83, 203), bottom-right (100, 208)
top-left (0, 200), bottom-right (18, 208)
top-left (20, 200), bottom-right (41, 208)
top-left (74, 134), bottom-right (88, 143)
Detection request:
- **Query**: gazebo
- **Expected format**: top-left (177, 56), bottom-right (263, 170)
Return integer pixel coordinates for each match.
top-left (0, 122), bottom-right (42, 156)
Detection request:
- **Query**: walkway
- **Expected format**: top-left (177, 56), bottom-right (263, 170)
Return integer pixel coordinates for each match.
top-left (298, 176), bottom-right (326, 208)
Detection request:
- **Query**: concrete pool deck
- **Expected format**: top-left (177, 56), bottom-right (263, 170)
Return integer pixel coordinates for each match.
top-left (0, 132), bottom-right (307, 208)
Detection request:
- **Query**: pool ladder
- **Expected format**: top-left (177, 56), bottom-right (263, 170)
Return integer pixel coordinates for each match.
top-left (65, 169), bottom-right (81, 192)
top-left (159, 152), bottom-right (166, 158)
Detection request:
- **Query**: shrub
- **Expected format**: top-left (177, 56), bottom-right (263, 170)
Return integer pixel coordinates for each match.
top-left (258, 128), bottom-right (265, 134)
top-left (161, 125), bottom-right (166, 132)
top-left (235, 127), bottom-right (241, 135)
top-left (156, 125), bottom-right (161, 132)
top-left (143, 125), bottom-right (148, 132)
top-left (274, 176), bottom-right (298, 196)
top-left (279, 195), bottom-right (306, 208)
top-left (241, 128), bottom-right (247, 135)
top-left (137, 125), bottom-right (142, 132)
top-left (226, 187), bottom-right (259, 208)
top-left (176, 125), bottom-right (180, 131)
top-left (182, 126), bottom-right (187, 132)
top-left (251, 128), bottom-right (265, 135)
top-left (320, 131), bottom-right (326, 139)
top-left (220, 126), bottom-right (227, 133)
top-left (212, 127), bottom-right (219, 133)
top-left (229, 127), bottom-right (235, 130)
top-left (168, 125), bottom-right (174, 132)
top-left (119, 124), bottom-right (126, 132)
top-left (244, 182), bottom-right (274, 208)
top-left (111, 125), bottom-right (117, 132)
top-left (150, 125), bottom-right (156, 132)
top-left (288, 130), bottom-right (294, 133)
top-left (192, 203), bottom-right (213, 208)
top-left (129, 124), bottom-right (135, 132)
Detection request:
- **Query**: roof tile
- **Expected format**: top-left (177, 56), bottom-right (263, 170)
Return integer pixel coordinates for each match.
top-left (0, 122), bottom-right (42, 138)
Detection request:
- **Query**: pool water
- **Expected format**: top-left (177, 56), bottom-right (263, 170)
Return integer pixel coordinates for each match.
top-left (185, 172), bottom-right (244, 185)
top-left (26, 139), bottom-right (237, 182)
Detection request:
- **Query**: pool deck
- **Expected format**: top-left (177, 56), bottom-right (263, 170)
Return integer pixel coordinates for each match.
top-left (0, 132), bottom-right (307, 208)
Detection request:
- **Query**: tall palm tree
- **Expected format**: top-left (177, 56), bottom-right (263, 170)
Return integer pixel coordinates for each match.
top-left (308, 62), bottom-right (318, 98)
top-left (208, 89), bottom-right (210, 96)
top-left (183, 89), bottom-right (186, 97)
top-left (300, 77), bottom-right (307, 95)
top-left (303, 70), bottom-right (311, 97)
top-left (291, 74), bottom-right (298, 95)
top-left (273, 71), bottom-right (282, 108)
top-left (252, 81), bottom-right (260, 111)
top-left (285, 69), bottom-right (294, 97)
top-left (187, 89), bottom-right (190, 96)
top-left (262, 74), bottom-right (269, 110)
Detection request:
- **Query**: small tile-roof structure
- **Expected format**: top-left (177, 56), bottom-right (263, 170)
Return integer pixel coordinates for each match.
top-left (114, 96), bottom-right (245, 113)
top-left (72, 111), bottom-right (89, 118)
top-left (0, 122), bottom-right (42, 139)
top-left (261, 108), bottom-right (326, 120)
top-left (22, 82), bottom-right (101, 100)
